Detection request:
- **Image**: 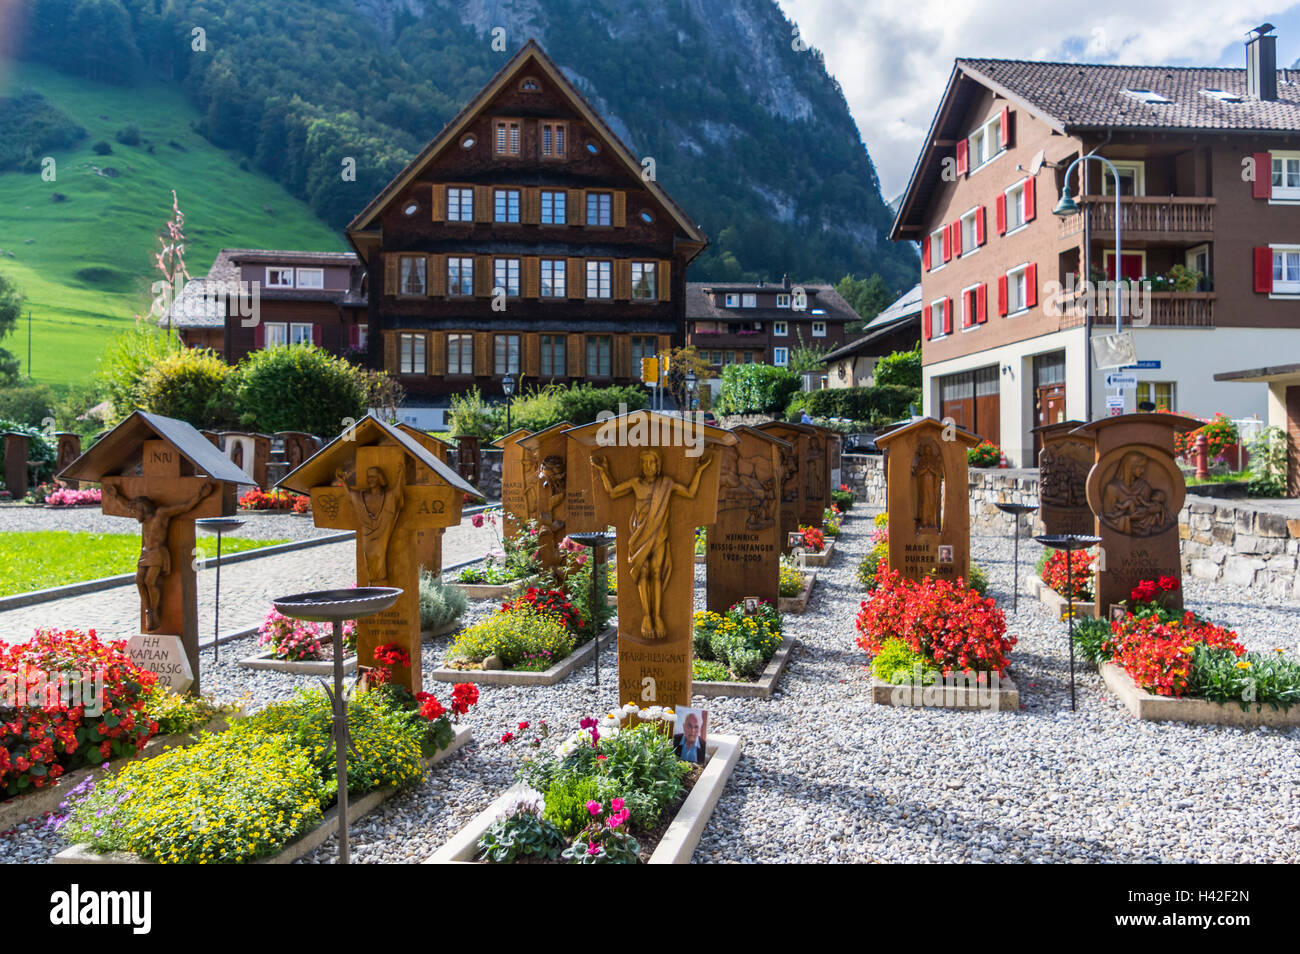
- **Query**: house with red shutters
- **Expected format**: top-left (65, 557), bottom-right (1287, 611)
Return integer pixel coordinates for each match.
top-left (890, 26), bottom-right (1300, 466)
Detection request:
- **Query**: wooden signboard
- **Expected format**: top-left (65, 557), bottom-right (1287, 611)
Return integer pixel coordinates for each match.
top-left (517, 422), bottom-right (574, 574)
top-left (755, 421), bottom-right (814, 550)
top-left (1034, 420), bottom-right (1095, 536)
top-left (1073, 413), bottom-right (1199, 616)
top-left (492, 428), bottom-right (534, 540)
top-left (58, 412), bottom-right (252, 696)
top-left (823, 429), bottom-right (843, 499)
top-left (874, 418), bottom-right (981, 585)
top-left (705, 426), bottom-right (786, 613)
top-left (281, 416), bottom-right (483, 692)
top-left (565, 412), bottom-right (736, 709)
top-left (275, 432), bottom-right (321, 472)
top-left (455, 435), bottom-right (482, 486)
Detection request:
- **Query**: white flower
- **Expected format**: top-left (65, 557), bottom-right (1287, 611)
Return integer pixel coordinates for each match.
top-left (496, 786), bottom-right (545, 821)
top-left (621, 703), bottom-right (639, 715)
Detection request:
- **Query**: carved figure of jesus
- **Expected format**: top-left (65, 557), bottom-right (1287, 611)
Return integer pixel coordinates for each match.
top-left (104, 481), bottom-right (216, 631)
top-left (336, 464), bottom-right (404, 583)
top-left (913, 441), bottom-right (944, 532)
top-left (593, 449), bottom-right (712, 639)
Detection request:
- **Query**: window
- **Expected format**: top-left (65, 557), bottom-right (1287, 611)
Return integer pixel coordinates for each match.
top-left (520, 78), bottom-right (539, 92)
top-left (586, 192), bottom-right (612, 226)
top-left (399, 256), bottom-right (426, 296)
top-left (540, 190), bottom-right (566, 224)
top-left (744, 351), bottom-right (756, 363)
top-left (639, 210), bottom-right (654, 224)
top-left (929, 228), bottom-right (946, 270)
top-left (586, 260), bottom-right (612, 299)
top-left (1122, 89), bottom-right (1172, 104)
top-left (966, 113), bottom-right (1004, 170)
top-left (586, 335), bottom-right (612, 376)
top-left (773, 321), bottom-right (788, 336)
top-left (709, 351), bottom-right (722, 365)
top-left (960, 208), bottom-right (979, 254)
top-left (724, 293), bottom-right (740, 307)
top-left (494, 258), bottom-right (520, 296)
top-left (631, 262), bottom-right (657, 300)
top-left (447, 334), bottom-right (473, 375)
top-left (773, 347), bottom-right (789, 367)
top-left (930, 299), bottom-right (947, 339)
top-left (1272, 153), bottom-right (1300, 199)
top-left (776, 293), bottom-right (790, 309)
top-left (448, 258), bottom-right (473, 296)
top-left (296, 268), bottom-right (324, 289)
top-left (540, 122), bottom-right (566, 158)
top-left (631, 336), bottom-right (656, 368)
top-left (494, 334), bottom-right (520, 375)
top-left (540, 335), bottom-right (566, 377)
top-left (447, 187), bottom-right (473, 222)
top-left (1005, 183), bottom-right (1026, 232)
top-left (1007, 265), bottom-right (1029, 313)
top-left (403, 202), bottom-right (419, 217)
top-left (812, 321), bottom-right (826, 337)
top-left (1102, 161), bottom-right (1146, 197)
top-left (263, 322), bottom-right (287, 348)
top-left (742, 293), bottom-right (756, 308)
top-left (1135, 381), bottom-right (1176, 412)
top-left (721, 352), bottom-right (735, 365)
top-left (540, 259), bottom-right (566, 297)
top-left (494, 119), bottom-right (520, 156)
top-left (266, 268), bottom-right (293, 288)
top-left (356, 325), bottom-right (368, 350)
top-left (1201, 88), bottom-right (1242, 103)
top-left (289, 322), bottom-right (313, 345)
top-left (460, 134), bottom-right (476, 149)
top-left (1274, 248), bottom-right (1300, 293)
top-left (494, 189), bottom-right (521, 223)
top-left (399, 333), bottom-right (426, 374)
top-left (1186, 244), bottom-right (1210, 283)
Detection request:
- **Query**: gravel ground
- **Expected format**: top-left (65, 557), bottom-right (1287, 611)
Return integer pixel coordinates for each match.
top-left (0, 503), bottom-right (337, 542)
top-left (3, 507), bottom-right (1298, 864)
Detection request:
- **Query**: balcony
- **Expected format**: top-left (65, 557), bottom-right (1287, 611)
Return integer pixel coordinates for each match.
top-left (1096, 290), bottom-right (1215, 328)
top-left (1056, 196), bottom-right (1216, 242)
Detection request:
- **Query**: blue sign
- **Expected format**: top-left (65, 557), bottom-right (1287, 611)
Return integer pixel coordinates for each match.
top-left (1122, 360), bottom-right (1161, 370)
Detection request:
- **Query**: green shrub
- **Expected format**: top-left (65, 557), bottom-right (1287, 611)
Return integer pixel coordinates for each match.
top-left (134, 348), bottom-right (234, 427)
top-left (478, 808), bottom-right (567, 862)
top-left (115, 122), bottom-right (141, 146)
top-left (870, 637), bottom-right (940, 685)
top-left (447, 386), bottom-right (501, 440)
top-left (786, 384), bottom-right (918, 428)
top-left (418, 569), bottom-right (467, 632)
top-left (873, 346), bottom-right (922, 389)
top-left (857, 545), bottom-right (887, 591)
top-left (142, 686), bottom-right (239, 736)
top-left (541, 774), bottom-right (603, 836)
top-left (0, 383), bottom-right (55, 426)
top-left (1247, 426), bottom-right (1287, 498)
top-left (96, 324), bottom-right (184, 420)
top-left (1188, 645), bottom-right (1300, 710)
top-left (555, 383), bottom-right (648, 426)
top-left (693, 602), bottom-right (782, 678)
top-left (968, 440), bottom-right (1001, 467)
top-left (967, 564), bottom-right (989, 597)
top-left (91, 140), bottom-right (112, 155)
top-left (1072, 616), bottom-right (1113, 664)
top-left (715, 364), bottom-right (801, 415)
top-left (692, 657), bottom-right (732, 682)
top-left (831, 488), bottom-right (854, 510)
top-left (449, 604), bottom-right (574, 668)
top-left (230, 344), bottom-right (367, 437)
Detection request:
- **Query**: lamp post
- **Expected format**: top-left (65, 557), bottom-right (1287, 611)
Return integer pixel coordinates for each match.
top-left (502, 374), bottom-right (515, 433)
top-left (1053, 152), bottom-right (1126, 335)
top-left (196, 516), bottom-right (245, 662)
top-left (685, 370), bottom-right (697, 415)
top-left (566, 530), bottom-right (615, 687)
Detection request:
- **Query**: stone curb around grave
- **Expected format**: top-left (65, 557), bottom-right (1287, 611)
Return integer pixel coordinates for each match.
top-left (0, 711), bottom-right (243, 831)
top-left (1100, 662), bottom-right (1300, 728)
top-left (52, 725), bottom-right (473, 865)
top-left (425, 626), bottom-right (616, 687)
top-left (871, 673), bottom-right (1020, 712)
top-left (778, 572), bottom-right (817, 614)
top-left (1026, 574), bottom-right (1098, 620)
top-left (446, 575), bottom-right (539, 601)
top-left (424, 734), bottom-right (743, 865)
top-left (801, 539), bottom-right (836, 568)
top-left (693, 635), bottom-right (796, 700)
top-left (236, 651), bottom-right (358, 676)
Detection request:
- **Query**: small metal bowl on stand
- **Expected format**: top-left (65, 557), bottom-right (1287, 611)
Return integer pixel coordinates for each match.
top-left (565, 531), bottom-right (616, 687)
top-left (271, 587), bottom-right (402, 864)
top-left (196, 516), bottom-right (245, 662)
top-left (993, 501), bottom-right (1037, 613)
top-left (1032, 534), bottom-right (1101, 711)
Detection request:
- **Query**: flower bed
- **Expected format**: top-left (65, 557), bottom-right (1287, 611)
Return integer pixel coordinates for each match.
top-left (238, 488), bottom-right (307, 511)
top-left (428, 708), bottom-right (742, 864)
top-left (45, 488), bottom-right (102, 508)
top-left (692, 601), bottom-right (783, 683)
top-left (777, 566), bottom-right (816, 614)
top-left (1036, 548), bottom-right (1095, 602)
top-left (238, 606), bottom-right (358, 675)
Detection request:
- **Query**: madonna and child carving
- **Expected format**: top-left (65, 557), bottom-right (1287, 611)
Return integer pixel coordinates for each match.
top-left (593, 450), bottom-right (713, 640)
top-left (912, 439), bottom-right (945, 533)
top-left (336, 464), bottom-right (404, 583)
top-left (1100, 451), bottom-right (1173, 537)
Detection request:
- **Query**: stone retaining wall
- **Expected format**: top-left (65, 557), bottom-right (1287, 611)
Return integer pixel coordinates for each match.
top-left (841, 453), bottom-right (1300, 600)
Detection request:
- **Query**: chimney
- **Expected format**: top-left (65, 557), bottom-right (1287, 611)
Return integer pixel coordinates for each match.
top-left (1246, 24), bottom-right (1278, 101)
top-left (782, 273), bottom-right (791, 290)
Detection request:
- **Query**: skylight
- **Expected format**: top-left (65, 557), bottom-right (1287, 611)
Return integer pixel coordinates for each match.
top-left (1201, 88), bottom-right (1243, 103)
top-left (1122, 89), bottom-right (1173, 104)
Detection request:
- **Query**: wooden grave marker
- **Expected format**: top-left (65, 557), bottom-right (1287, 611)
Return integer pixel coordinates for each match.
top-left (3, 431), bottom-right (30, 499)
top-left (492, 427), bottom-right (534, 540)
top-left (755, 421), bottom-right (815, 550)
top-left (397, 423), bottom-right (455, 576)
top-left (517, 422), bottom-right (575, 574)
top-left (55, 433), bottom-right (82, 489)
top-left (1034, 420), bottom-right (1095, 536)
top-left (706, 426), bottom-right (787, 613)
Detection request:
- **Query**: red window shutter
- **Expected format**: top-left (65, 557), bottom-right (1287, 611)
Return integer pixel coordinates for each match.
top-left (922, 304), bottom-right (932, 340)
top-left (1253, 247), bottom-right (1274, 293)
top-left (975, 206), bottom-right (986, 245)
top-left (976, 283), bottom-right (987, 323)
top-left (921, 235), bottom-right (931, 271)
top-left (349, 324), bottom-right (360, 348)
top-left (962, 291), bottom-right (973, 328)
top-left (956, 139), bottom-right (969, 176)
top-left (998, 275), bottom-right (1008, 316)
top-left (995, 194), bottom-right (1007, 235)
top-left (1252, 153), bottom-right (1272, 199)
top-left (942, 226), bottom-right (951, 263)
top-left (1000, 106), bottom-right (1012, 148)
top-left (254, 323), bottom-right (264, 349)
top-left (1023, 177), bottom-right (1036, 222)
top-left (951, 220), bottom-right (962, 257)
top-left (312, 325), bottom-right (322, 347)
top-left (1025, 264), bottom-right (1038, 308)
top-left (942, 297), bottom-right (953, 335)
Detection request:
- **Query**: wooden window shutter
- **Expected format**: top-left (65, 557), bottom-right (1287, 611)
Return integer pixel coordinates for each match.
top-left (384, 331), bottom-right (397, 371)
top-left (567, 189), bottom-right (584, 225)
top-left (524, 256), bottom-right (540, 298)
top-left (384, 255), bottom-right (398, 295)
top-left (976, 283), bottom-right (987, 324)
top-left (614, 335), bottom-right (632, 379)
top-left (524, 333), bottom-right (540, 377)
top-left (955, 139), bottom-right (968, 176)
top-left (428, 254), bottom-right (446, 297)
top-left (951, 219), bottom-right (962, 257)
top-left (614, 259), bottom-right (632, 300)
top-left (566, 334), bottom-right (583, 377)
top-left (922, 305), bottom-right (932, 340)
top-left (941, 298), bottom-right (952, 336)
top-left (657, 260), bottom-right (671, 301)
top-left (962, 290), bottom-right (974, 328)
top-left (1025, 264), bottom-right (1038, 308)
top-left (975, 207), bottom-right (986, 245)
top-left (1252, 153), bottom-right (1272, 199)
top-left (474, 332), bottom-right (491, 375)
top-left (1023, 177), bottom-right (1036, 222)
top-left (995, 194), bottom-right (1007, 235)
top-left (921, 235), bottom-right (930, 270)
top-left (429, 332), bottom-right (446, 376)
top-left (657, 334), bottom-right (671, 356)
top-left (1253, 247), bottom-right (1273, 292)
top-left (474, 186), bottom-right (492, 223)
top-left (1000, 106), bottom-right (1012, 148)
top-left (568, 257), bottom-right (585, 298)
top-left (474, 255), bottom-right (492, 296)
top-left (941, 226), bottom-right (951, 262)
top-left (524, 187), bottom-right (540, 225)
top-left (998, 275), bottom-right (1008, 316)
top-left (431, 185), bottom-right (446, 222)
top-left (613, 191), bottom-right (626, 227)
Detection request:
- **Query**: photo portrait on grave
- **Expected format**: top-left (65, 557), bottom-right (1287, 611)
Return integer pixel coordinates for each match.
top-left (937, 545), bottom-right (954, 564)
top-left (673, 707), bottom-right (708, 764)
top-left (744, 597), bottom-right (759, 615)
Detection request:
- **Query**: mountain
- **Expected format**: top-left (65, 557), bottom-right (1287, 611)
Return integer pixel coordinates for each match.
top-left (13, 0), bottom-right (916, 290)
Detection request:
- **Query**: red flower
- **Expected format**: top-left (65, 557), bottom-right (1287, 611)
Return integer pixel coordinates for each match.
top-left (499, 732), bottom-right (515, 744)
top-left (450, 682), bottom-right (480, 716)
top-left (517, 721), bottom-right (530, 731)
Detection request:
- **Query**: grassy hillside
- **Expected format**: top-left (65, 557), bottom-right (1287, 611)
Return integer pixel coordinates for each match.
top-left (0, 63), bottom-right (345, 387)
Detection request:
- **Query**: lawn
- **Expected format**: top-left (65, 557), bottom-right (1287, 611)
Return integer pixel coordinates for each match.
top-left (0, 531), bottom-right (288, 597)
top-left (0, 63), bottom-right (346, 387)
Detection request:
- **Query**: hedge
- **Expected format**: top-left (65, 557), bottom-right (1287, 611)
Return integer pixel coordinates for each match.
top-left (786, 385), bottom-right (918, 427)
top-left (715, 364), bottom-right (801, 415)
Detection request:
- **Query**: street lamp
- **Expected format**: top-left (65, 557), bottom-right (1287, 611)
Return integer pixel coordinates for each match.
top-left (684, 370), bottom-right (697, 414)
top-left (1053, 151), bottom-right (1125, 335)
top-left (502, 374), bottom-right (515, 433)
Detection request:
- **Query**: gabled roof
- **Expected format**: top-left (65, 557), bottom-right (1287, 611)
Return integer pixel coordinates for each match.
top-left (278, 413), bottom-right (483, 500)
top-left (685, 282), bottom-right (858, 324)
top-left (58, 410), bottom-right (254, 484)
top-left (822, 283), bottom-right (923, 363)
top-left (516, 421), bottom-right (575, 454)
top-left (345, 39), bottom-right (707, 252)
top-left (874, 415), bottom-right (981, 449)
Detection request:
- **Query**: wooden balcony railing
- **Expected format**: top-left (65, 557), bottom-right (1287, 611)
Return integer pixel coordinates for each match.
top-left (1095, 291), bottom-right (1215, 327)
top-left (1056, 195), bottom-right (1216, 239)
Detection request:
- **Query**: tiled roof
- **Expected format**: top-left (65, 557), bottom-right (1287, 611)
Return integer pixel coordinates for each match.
top-left (685, 282), bottom-right (858, 324)
top-left (225, 249), bottom-right (359, 266)
top-left (959, 58), bottom-right (1300, 131)
top-left (821, 284), bottom-right (921, 362)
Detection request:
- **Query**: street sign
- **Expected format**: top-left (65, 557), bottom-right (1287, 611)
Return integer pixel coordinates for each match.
top-left (1106, 395), bottom-right (1125, 416)
top-left (1105, 372), bottom-right (1138, 389)
top-left (1091, 331), bottom-right (1137, 370)
top-left (1122, 360), bottom-right (1161, 370)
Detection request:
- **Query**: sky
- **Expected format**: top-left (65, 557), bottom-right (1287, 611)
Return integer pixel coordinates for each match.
top-left (776, 0), bottom-right (1300, 201)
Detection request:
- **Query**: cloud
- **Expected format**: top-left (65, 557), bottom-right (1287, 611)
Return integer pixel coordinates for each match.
top-left (777, 0), bottom-right (1300, 198)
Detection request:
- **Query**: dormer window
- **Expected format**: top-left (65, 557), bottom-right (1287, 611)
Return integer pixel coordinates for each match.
top-left (266, 267), bottom-right (293, 288)
top-left (494, 119), bottom-right (521, 156)
top-left (296, 268), bottom-right (324, 289)
top-left (1122, 89), bottom-right (1172, 104)
top-left (742, 293), bottom-right (756, 308)
top-left (724, 293), bottom-right (739, 307)
top-left (1201, 88), bottom-right (1242, 103)
top-left (776, 294), bottom-right (790, 309)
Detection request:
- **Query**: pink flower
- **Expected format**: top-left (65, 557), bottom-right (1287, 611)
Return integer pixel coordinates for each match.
top-left (610, 797), bottom-right (624, 812)
top-left (587, 841), bottom-right (600, 856)
top-left (586, 800), bottom-right (602, 816)
top-left (471, 513), bottom-right (484, 528)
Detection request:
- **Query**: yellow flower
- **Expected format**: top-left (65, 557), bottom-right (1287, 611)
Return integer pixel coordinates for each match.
top-left (1236, 660), bottom-right (1251, 670)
